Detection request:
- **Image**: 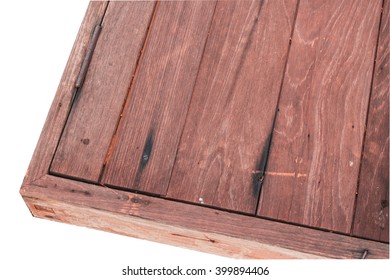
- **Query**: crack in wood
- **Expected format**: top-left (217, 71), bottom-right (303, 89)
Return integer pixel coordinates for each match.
top-left (252, 133), bottom-right (271, 197)
top-left (252, 171), bottom-right (307, 178)
top-left (171, 233), bottom-right (217, 244)
top-left (224, 0), bottom-right (265, 107)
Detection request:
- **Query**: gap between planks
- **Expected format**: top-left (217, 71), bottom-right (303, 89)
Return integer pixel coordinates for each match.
top-left (51, 170), bottom-right (390, 246)
top-left (48, 1), bottom-right (110, 177)
top-left (97, 1), bottom-right (159, 183)
top-left (253, 0), bottom-right (301, 214)
top-left (349, 0), bottom-right (387, 235)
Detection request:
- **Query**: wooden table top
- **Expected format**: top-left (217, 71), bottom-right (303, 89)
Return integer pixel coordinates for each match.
top-left (21, 0), bottom-right (389, 258)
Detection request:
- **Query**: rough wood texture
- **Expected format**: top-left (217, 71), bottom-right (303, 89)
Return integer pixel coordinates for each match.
top-left (166, 0), bottom-right (298, 213)
top-left (353, 0), bottom-right (389, 242)
top-left (102, 1), bottom-right (217, 194)
top-left (24, 1), bottom-right (108, 184)
top-left (21, 175), bottom-right (388, 259)
top-left (20, 1), bottom-right (388, 259)
top-left (51, 2), bottom-right (156, 182)
top-left (257, 0), bottom-right (383, 234)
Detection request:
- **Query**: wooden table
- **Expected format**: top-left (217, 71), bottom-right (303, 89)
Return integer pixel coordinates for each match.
top-left (20, 0), bottom-right (389, 258)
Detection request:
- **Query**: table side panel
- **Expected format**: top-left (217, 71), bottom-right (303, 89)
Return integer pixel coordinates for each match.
top-left (21, 175), bottom-right (389, 259)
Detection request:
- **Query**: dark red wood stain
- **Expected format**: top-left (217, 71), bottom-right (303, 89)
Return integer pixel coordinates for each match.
top-left (257, 0), bottom-right (383, 234)
top-left (167, 0), bottom-right (298, 213)
top-left (21, 1), bottom-right (388, 258)
top-left (101, 1), bottom-right (217, 194)
top-left (50, 2), bottom-right (156, 182)
top-left (353, 0), bottom-right (389, 242)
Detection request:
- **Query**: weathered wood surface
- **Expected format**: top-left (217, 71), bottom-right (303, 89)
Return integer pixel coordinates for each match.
top-left (166, 0), bottom-right (298, 213)
top-left (102, 1), bottom-right (217, 194)
top-left (21, 1), bottom-right (389, 260)
top-left (257, 0), bottom-right (383, 233)
top-left (21, 175), bottom-right (389, 259)
top-left (51, 2), bottom-right (156, 182)
top-left (353, 0), bottom-right (389, 242)
top-left (24, 1), bottom-right (108, 183)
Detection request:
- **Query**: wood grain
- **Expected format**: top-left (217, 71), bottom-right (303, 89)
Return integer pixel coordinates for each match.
top-left (21, 174), bottom-right (389, 259)
top-left (20, 1), bottom-right (389, 260)
top-left (166, 0), bottom-right (298, 213)
top-left (353, 0), bottom-right (389, 242)
top-left (23, 2), bottom-right (109, 184)
top-left (102, 1), bottom-right (217, 194)
top-left (258, 0), bottom-right (383, 233)
top-left (24, 196), bottom-right (318, 259)
top-left (50, 2), bottom-right (156, 182)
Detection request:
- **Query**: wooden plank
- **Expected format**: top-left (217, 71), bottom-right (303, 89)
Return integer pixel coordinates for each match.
top-left (23, 2), bottom-right (109, 184)
top-left (166, 0), bottom-right (298, 213)
top-left (21, 174), bottom-right (389, 259)
top-left (21, 0), bottom-right (389, 261)
top-left (353, 0), bottom-right (389, 242)
top-left (258, 0), bottom-right (383, 233)
top-left (24, 197), bottom-right (319, 259)
top-left (50, 2), bottom-right (156, 182)
top-left (101, 1), bottom-right (217, 194)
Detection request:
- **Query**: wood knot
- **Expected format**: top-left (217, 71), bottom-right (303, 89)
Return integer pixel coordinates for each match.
top-left (81, 138), bottom-right (90, 145)
top-left (117, 194), bottom-right (129, 201)
top-left (130, 197), bottom-right (150, 206)
top-left (69, 189), bottom-right (92, 196)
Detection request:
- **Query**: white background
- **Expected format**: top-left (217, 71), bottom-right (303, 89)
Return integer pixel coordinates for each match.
top-left (0, 1), bottom-right (388, 279)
